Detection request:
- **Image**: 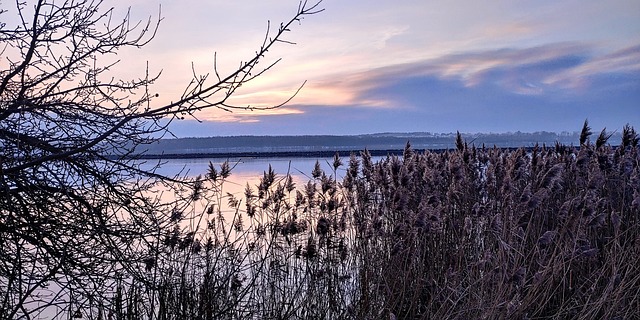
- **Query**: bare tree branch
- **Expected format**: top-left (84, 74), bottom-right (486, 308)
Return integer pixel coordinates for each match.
top-left (0, 0), bottom-right (323, 318)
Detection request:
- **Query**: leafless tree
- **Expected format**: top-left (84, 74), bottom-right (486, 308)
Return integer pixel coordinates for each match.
top-left (0, 0), bottom-right (322, 318)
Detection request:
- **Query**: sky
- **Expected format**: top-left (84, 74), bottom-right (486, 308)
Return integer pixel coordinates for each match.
top-left (50, 1), bottom-right (640, 136)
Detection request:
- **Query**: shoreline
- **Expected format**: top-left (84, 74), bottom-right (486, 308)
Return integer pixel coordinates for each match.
top-left (129, 149), bottom-right (408, 160)
top-left (119, 146), bottom-right (541, 160)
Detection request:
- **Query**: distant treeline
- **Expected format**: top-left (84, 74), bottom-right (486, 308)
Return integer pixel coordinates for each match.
top-left (136, 131), bottom-right (618, 157)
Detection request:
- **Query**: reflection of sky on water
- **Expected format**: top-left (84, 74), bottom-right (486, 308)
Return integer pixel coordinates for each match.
top-left (139, 157), bottom-right (351, 243)
top-left (143, 157), bottom-right (348, 198)
top-left (32, 156), bottom-right (376, 318)
top-left (150, 157), bottom-right (342, 177)
top-left (139, 155), bottom-right (386, 226)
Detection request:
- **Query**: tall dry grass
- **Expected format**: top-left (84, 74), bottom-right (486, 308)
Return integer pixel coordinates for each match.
top-left (75, 124), bottom-right (639, 319)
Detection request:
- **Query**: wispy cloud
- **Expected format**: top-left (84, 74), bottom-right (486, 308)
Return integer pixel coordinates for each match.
top-left (544, 44), bottom-right (640, 90)
top-left (199, 42), bottom-right (639, 131)
top-left (195, 107), bottom-right (304, 123)
top-left (302, 43), bottom-right (639, 108)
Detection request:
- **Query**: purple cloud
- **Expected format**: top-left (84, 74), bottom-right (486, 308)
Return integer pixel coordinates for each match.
top-left (169, 43), bottom-right (639, 136)
top-left (347, 43), bottom-right (639, 103)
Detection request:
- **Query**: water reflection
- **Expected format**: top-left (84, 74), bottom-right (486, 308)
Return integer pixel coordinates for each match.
top-left (143, 157), bottom-right (346, 198)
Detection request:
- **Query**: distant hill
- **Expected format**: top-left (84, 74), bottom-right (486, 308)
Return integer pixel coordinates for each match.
top-left (132, 131), bottom-right (619, 158)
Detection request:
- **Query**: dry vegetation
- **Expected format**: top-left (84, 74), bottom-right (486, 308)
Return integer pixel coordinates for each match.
top-left (3, 1), bottom-right (637, 318)
top-left (63, 124), bottom-right (640, 319)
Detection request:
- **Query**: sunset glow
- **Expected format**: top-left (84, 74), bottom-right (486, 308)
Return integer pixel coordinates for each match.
top-left (110, 1), bottom-right (640, 135)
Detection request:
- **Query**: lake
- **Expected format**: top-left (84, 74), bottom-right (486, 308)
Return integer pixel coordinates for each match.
top-left (141, 156), bottom-right (354, 201)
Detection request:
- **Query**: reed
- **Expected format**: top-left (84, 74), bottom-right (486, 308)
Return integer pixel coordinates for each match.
top-left (72, 124), bottom-right (638, 319)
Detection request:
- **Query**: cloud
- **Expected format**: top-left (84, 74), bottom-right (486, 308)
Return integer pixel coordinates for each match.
top-left (544, 44), bottom-right (640, 90)
top-left (243, 42), bottom-right (638, 134)
top-left (195, 106), bottom-right (304, 123)
top-left (189, 42), bottom-right (639, 133)
top-left (374, 25), bottom-right (410, 49)
top-left (192, 43), bottom-right (640, 132)
top-left (311, 42), bottom-right (639, 108)
top-left (133, 0), bottom-right (639, 137)
top-left (110, 0), bottom-right (639, 132)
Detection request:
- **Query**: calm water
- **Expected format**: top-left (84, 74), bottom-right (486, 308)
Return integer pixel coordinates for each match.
top-left (31, 156), bottom-right (379, 318)
top-left (149, 157), bottom-right (342, 178)
top-left (142, 156), bottom-right (350, 198)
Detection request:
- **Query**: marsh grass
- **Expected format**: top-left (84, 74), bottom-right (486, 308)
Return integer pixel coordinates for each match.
top-left (73, 125), bottom-right (638, 319)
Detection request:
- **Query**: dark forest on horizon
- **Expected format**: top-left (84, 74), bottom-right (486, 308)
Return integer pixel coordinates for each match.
top-left (138, 131), bottom-right (610, 157)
